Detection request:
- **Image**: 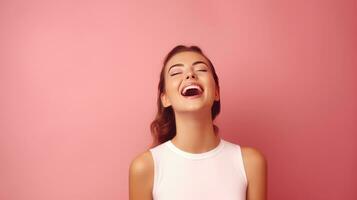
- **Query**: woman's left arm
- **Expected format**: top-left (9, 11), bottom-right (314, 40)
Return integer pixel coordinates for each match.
top-left (241, 147), bottom-right (268, 200)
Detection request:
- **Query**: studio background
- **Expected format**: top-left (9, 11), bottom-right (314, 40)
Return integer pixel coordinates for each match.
top-left (1, 0), bottom-right (356, 199)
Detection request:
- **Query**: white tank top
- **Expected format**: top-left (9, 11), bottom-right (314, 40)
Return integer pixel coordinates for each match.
top-left (149, 138), bottom-right (248, 200)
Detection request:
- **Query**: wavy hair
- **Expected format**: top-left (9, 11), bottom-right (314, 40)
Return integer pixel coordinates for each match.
top-left (149, 45), bottom-right (221, 148)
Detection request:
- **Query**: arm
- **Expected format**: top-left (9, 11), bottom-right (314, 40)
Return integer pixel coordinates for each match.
top-left (241, 147), bottom-right (268, 200)
top-left (129, 151), bottom-right (154, 200)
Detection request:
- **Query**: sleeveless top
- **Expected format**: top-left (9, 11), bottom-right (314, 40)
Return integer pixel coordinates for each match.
top-left (149, 138), bottom-right (248, 200)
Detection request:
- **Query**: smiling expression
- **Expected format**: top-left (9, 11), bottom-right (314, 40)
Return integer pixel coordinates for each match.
top-left (160, 51), bottom-right (220, 113)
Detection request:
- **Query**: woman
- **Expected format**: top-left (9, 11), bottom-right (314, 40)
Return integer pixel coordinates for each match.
top-left (129, 45), bottom-right (267, 200)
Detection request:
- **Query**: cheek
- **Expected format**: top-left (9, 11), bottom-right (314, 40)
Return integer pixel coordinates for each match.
top-left (165, 79), bottom-right (180, 95)
top-left (206, 79), bottom-right (217, 96)
top-left (205, 75), bottom-right (215, 86)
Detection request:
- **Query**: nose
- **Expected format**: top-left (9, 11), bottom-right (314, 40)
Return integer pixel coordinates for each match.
top-left (185, 71), bottom-right (196, 79)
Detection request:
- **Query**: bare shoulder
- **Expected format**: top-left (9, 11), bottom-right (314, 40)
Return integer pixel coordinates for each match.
top-left (241, 146), bottom-right (267, 166)
top-left (240, 146), bottom-right (267, 199)
top-left (129, 150), bottom-right (154, 175)
top-left (129, 150), bottom-right (154, 200)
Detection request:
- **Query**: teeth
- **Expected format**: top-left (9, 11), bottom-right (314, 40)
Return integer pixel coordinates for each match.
top-left (182, 85), bottom-right (202, 96)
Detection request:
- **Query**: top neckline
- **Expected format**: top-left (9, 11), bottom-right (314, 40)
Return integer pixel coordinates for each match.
top-left (165, 138), bottom-right (225, 160)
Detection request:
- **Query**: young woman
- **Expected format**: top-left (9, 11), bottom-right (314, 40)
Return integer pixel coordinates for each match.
top-left (129, 45), bottom-right (267, 200)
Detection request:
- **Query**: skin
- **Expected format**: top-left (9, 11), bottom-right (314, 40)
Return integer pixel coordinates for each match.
top-left (129, 51), bottom-right (267, 200)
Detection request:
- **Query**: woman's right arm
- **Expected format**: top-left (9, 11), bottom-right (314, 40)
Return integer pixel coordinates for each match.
top-left (129, 151), bottom-right (154, 200)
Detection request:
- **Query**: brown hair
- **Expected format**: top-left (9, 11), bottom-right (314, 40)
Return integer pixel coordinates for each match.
top-left (149, 45), bottom-right (221, 148)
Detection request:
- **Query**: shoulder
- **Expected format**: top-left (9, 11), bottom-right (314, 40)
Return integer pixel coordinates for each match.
top-left (240, 146), bottom-right (267, 166)
top-left (240, 146), bottom-right (267, 184)
top-left (240, 146), bottom-right (268, 198)
top-left (129, 150), bottom-right (154, 199)
top-left (129, 150), bottom-right (154, 179)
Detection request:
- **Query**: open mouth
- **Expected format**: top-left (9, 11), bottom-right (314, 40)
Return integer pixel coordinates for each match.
top-left (181, 85), bottom-right (203, 98)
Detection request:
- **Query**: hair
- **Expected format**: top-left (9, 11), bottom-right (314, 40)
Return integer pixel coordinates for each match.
top-left (148, 45), bottom-right (221, 148)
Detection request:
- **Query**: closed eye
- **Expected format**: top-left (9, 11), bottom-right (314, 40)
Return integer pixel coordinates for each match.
top-left (170, 72), bottom-right (182, 76)
top-left (171, 70), bottom-right (207, 76)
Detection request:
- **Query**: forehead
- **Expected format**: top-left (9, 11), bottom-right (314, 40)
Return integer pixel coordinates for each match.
top-left (165, 51), bottom-right (209, 71)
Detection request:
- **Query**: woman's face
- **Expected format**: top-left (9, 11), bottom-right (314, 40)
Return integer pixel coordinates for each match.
top-left (161, 51), bottom-right (219, 113)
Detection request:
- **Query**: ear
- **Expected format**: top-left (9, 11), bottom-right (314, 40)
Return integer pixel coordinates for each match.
top-left (161, 92), bottom-right (171, 108)
top-left (214, 87), bottom-right (220, 101)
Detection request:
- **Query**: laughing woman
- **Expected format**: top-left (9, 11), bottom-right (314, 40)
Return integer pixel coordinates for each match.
top-left (129, 45), bottom-right (267, 200)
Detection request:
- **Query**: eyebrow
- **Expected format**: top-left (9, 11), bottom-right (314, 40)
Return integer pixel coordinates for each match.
top-left (168, 61), bottom-right (208, 73)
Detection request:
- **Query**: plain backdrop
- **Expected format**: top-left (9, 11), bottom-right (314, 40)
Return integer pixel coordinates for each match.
top-left (0, 0), bottom-right (356, 199)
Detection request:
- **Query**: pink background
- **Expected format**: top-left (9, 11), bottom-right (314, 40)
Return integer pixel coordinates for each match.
top-left (1, 0), bottom-right (356, 199)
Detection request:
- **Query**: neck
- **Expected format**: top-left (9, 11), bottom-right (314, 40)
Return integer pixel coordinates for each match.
top-left (171, 108), bottom-right (220, 153)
